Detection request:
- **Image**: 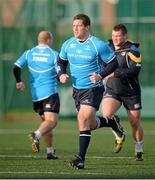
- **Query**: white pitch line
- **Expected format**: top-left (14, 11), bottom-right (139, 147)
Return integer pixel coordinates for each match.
top-left (0, 172), bottom-right (107, 176)
top-left (0, 171), bottom-right (114, 175)
top-left (88, 156), bottom-right (133, 159)
top-left (0, 154), bottom-right (133, 159)
top-left (0, 129), bottom-right (155, 135)
top-left (0, 154), bottom-right (42, 158)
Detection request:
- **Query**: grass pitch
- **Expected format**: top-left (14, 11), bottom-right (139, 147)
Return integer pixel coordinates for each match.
top-left (0, 118), bottom-right (155, 179)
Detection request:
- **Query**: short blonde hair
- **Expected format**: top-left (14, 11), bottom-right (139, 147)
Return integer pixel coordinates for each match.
top-left (38, 31), bottom-right (53, 43)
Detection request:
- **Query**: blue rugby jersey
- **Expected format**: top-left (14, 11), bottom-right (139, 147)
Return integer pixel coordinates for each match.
top-left (14, 44), bottom-right (58, 101)
top-left (59, 35), bottom-right (116, 89)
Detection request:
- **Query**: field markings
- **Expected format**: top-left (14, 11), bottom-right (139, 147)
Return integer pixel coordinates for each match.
top-left (0, 154), bottom-right (133, 159)
top-left (0, 171), bottom-right (108, 175)
top-left (0, 129), bottom-right (155, 135)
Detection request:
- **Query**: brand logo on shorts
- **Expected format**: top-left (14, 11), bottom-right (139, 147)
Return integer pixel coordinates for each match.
top-left (103, 93), bottom-right (112, 98)
top-left (45, 104), bottom-right (51, 108)
top-left (82, 99), bottom-right (91, 104)
top-left (134, 103), bottom-right (140, 109)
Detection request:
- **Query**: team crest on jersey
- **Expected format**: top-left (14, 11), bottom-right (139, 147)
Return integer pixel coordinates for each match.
top-left (70, 44), bottom-right (76, 48)
top-left (121, 52), bottom-right (126, 56)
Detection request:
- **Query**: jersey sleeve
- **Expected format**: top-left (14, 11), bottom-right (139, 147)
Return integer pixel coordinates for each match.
top-left (14, 50), bottom-right (29, 68)
top-left (59, 40), bottom-right (69, 61)
top-left (127, 45), bottom-right (141, 63)
top-left (98, 41), bottom-right (116, 64)
top-left (54, 50), bottom-right (59, 63)
top-left (53, 50), bottom-right (59, 72)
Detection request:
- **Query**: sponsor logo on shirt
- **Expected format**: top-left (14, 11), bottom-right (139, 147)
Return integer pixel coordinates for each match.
top-left (68, 53), bottom-right (92, 59)
top-left (32, 53), bottom-right (50, 57)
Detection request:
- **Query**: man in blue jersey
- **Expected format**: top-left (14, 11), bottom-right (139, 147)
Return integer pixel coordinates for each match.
top-left (13, 31), bottom-right (59, 160)
top-left (102, 24), bottom-right (143, 160)
top-left (57, 14), bottom-right (125, 169)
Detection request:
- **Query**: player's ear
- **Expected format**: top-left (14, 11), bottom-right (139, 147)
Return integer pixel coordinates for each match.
top-left (86, 26), bottom-right (90, 32)
top-left (124, 34), bottom-right (128, 40)
top-left (47, 38), bottom-right (52, 46)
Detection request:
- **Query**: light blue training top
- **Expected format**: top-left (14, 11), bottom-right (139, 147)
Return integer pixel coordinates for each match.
top-left (59, 35), bottom-right (116, 89)
top-left (14, 44), bottom-right (58, 101)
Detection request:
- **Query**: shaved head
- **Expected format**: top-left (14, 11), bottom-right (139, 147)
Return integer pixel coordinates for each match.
top-left (38, 31), bottom-right (53, 45)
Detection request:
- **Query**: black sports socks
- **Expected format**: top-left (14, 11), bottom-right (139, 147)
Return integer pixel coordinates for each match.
top-left (78, 130), bottom-right (91, 160)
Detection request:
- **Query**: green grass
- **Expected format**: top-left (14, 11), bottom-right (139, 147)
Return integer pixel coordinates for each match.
top-left (0, 118), bottom-right (155, 179)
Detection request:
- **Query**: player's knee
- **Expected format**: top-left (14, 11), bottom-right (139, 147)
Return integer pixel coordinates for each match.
top-left (78, 118), bottom-right (90, 130)
top-left (51, 119), bottom-right (57, 128)
top-left (46, 119), bottom-right (57, 129)
top-left (103, 114), bottom-right (113, 119)
top-left (90, 121), bottom-right (97, 130)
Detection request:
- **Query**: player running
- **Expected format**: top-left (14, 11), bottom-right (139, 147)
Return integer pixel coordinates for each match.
top-left (102, 24), bottom-right (143, 161)
top-left (13, 31), bottom-right (59, 160)
top-left (58, 14), bottom-right (125, 169)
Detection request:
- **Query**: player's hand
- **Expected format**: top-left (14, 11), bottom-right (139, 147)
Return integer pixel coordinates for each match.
top-left (59, 74), bottom-right (69, 83)
top-left (89, 72), bottom-right (102, 83)
top-left (16, 81), bottom-right (25, 91)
